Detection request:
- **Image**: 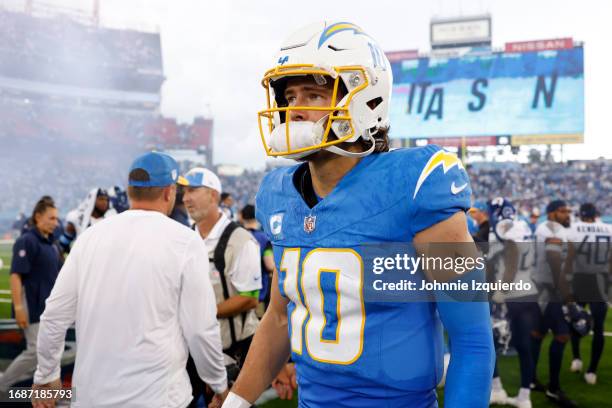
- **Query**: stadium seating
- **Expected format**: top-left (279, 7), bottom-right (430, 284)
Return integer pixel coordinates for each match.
top-left (468, 161), bottom-right (612, 216)
top-left (0, 94), bottom-right (212, 227)
top-left (0, 8), bottom-right (163, 92)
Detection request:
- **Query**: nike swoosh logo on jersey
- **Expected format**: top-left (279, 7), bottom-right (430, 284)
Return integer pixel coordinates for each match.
top-left (451, 182), bottom-right (468, 195)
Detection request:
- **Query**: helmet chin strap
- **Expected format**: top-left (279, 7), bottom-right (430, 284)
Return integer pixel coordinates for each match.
top-left (324, 132), bottom-right (376, 158)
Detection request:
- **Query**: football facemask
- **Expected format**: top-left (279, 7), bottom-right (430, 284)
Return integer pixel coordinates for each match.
top-left (257, 22), bottom-right (391, 160)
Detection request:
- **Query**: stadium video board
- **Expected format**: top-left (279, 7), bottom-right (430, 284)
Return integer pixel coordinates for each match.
top-left (388, 46), bottom-right (584, 141)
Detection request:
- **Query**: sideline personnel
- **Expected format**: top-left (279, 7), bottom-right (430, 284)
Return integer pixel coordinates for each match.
top-left (0, 197), bottom-right (61, 392)
top-left (32, 152), bottom-right (227, 408)
top-left (239, 204), bottom-right (275, 311)
top-left (181, 168), bottom-right (261, 407)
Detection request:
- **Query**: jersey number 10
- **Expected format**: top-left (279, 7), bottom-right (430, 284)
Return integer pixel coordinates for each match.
top-left (280, 248), bottom-right (365, 365)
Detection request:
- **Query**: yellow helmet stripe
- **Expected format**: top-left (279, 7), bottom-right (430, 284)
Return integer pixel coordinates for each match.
top-left (326, 23), bottom-right (362, 36)
top-left (318, 22), bottom-right (364, 48)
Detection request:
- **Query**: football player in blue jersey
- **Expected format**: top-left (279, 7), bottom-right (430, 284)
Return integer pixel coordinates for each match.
top-left (218, 21), bottom-right (494, 408)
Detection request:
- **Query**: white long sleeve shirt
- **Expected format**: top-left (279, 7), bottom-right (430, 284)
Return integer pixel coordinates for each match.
top-left (34, 210), bottom-right (227, 408)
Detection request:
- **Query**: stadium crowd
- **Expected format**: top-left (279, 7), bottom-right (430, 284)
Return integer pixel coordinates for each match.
top-left (0, 95), bottom-right (211, 148)
top-left (2, 157), bottom-right (611, 236)
top-left (0, 93), bottom-right (213, 233)
top-left (0, 7), bottom-right (162, 91)
top-left (184, 158), bottom-right (612, 222)
top-left (468, 160), bottom-right (612, 216)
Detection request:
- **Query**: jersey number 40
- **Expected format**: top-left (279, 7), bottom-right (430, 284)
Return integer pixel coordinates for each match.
top-left (280, 248), bottom-right (365, 365)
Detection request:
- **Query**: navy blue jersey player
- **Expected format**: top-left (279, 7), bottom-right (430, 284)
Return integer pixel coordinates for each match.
top-left (219, 22), bottom-right (494, 408)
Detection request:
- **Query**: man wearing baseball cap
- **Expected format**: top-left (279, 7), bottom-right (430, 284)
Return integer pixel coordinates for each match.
top-left (468, 200), bottom-right (490, 243)
top-left (528, 207), bottom-right (541, 235)
top-left (180, 167), bottom-right (261, 408)
top-left (32, 152), bottom-right (228, 407)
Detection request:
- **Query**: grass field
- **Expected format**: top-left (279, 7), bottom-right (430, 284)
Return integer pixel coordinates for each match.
top-left (1, 242), bottom-right (610, 406)
top-left (0, 241), bottom-right (12, 317)
top-left (259, 331), bottom-right (612, 408)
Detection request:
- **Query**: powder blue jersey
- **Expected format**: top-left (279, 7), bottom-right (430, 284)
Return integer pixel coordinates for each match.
top-left (256, 145), bottom-right (476, 407)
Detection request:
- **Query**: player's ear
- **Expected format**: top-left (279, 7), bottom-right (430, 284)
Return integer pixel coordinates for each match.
top-left (33, 211), bottom-right (41, 226)
top-left (211, 190), bottom-right (220, 206)
top-left (164, 185), bottom-right (176, 202)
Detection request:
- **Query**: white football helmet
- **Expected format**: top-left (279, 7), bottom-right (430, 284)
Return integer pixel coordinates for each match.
top-left (258, 21), bottom-right (392, 159)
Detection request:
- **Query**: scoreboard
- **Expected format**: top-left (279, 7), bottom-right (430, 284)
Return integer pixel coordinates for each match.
top-left (387, 42), bottom-right (584, 145)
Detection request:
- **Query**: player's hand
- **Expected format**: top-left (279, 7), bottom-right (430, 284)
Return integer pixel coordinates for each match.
top-left (15, 308), bottom-right (28, 329)
top-left (208, 388), bottom-right (229, 408)
top-left (272, 363), bottom-right (297, 400)
top-left (31, 378), bottom-right (62, 408)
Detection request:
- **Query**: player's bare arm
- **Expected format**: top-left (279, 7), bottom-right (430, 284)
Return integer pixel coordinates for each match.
top-left (217, 295), bottom-right (258, 318)
top-left (414, 210), bottom-right (480, 282)
top-left (563, 240), bottom-right (575, 282)
top-left (229, 264), bottom-right (291, 404)
top-left (546, 237), bottom-right (571, 301)
top-left (501, 240), bottom-right (519, 284)
top-left (9, 273), bottom-right (27, 328)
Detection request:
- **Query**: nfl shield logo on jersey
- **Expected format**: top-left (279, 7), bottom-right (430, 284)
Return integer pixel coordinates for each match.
top-left (304, 215), bottom-right (316, 233)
